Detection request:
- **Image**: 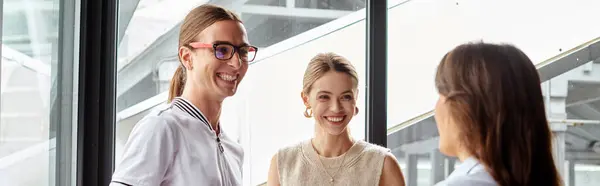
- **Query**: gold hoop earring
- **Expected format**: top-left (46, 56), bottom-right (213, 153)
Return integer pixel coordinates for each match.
top-left (304, 107), bottom-right (313, 118)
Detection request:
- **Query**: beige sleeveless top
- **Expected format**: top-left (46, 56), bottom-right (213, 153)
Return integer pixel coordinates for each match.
top-left (277, 139), bottom-right (390, 186)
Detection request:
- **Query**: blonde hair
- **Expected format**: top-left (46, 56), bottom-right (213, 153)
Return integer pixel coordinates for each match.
top-left (302, 53), bottom-right (359, 94)
top-left (168, 4), bottom-right (242, 102)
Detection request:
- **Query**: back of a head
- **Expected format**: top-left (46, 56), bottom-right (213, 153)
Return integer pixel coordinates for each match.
top-left (435, 42), bottom-right (561, 186)
top-left (168, 4), bottom-right (241, 102)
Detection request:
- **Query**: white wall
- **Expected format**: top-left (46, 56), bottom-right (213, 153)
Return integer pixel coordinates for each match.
top-left (111, 0), bottom-right (600, 185)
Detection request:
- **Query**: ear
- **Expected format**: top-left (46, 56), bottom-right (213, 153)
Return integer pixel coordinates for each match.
top-left (179, 46), bottom-right (193, 70)
top-left (354, 107), bottom-right (359, 116)
top-left (301, 92), bottom-right (310, 107)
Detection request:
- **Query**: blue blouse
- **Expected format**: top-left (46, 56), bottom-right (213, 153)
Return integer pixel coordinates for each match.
top-left (434, 157), bottom-right (497, 186)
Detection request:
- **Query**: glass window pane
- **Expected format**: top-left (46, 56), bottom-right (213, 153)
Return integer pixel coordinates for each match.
top-left (116, 0), bottom-right (366, 185)
top-left (543, 62), bottom-right (600, 186)
top-left (0, 0), bottom-right (79, 185)
top-left (386, 0), bottom-right (600, 186)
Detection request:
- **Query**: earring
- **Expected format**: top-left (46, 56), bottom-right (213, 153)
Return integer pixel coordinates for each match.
top-left (304, 107), bottom-right (313, 118)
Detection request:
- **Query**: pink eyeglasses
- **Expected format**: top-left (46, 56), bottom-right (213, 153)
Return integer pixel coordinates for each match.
top-left (189, 42), bottom-right (258, 62)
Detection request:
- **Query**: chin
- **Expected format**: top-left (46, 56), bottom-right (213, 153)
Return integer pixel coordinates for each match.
top-left (324, 124), bottom-right (349, 136)
top-left (438, 143), bottom-right (455, 157)
top-left (214, 73), bottom-right (242, 97)
top-left (213, 83), bottom-right (239, 96)
top-left (216, 90), bottom-right (236, 99)
top-left (325, 130), bottom-right (344, 136)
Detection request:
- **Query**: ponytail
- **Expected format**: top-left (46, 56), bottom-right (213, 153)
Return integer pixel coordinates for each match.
top-left (168, 66), bottom-right (186, 102)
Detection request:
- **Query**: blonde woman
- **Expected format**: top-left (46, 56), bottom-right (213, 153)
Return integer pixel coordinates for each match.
top-left (111, 4), bottom-right (257, 186)
top-left (267, 53), bottom-right (405, 186)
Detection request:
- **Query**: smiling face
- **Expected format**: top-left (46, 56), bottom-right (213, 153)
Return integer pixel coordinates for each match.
top-left (303, 71), bottom-right (358, 135)
top-left (179, 20), bottom-right (249, 100)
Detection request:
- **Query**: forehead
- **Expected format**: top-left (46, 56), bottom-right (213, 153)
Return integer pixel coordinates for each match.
top-left (197, 20), bottom-right (248, 45)
top-left (312, 71), bottom-right (356, 93)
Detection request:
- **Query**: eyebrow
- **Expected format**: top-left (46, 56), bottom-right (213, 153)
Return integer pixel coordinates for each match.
top-left (213, 40), bottom-right (250, 47)
top-left (317, 90), bottom-right (353, 95)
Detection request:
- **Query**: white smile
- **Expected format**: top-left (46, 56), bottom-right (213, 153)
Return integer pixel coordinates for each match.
top-left (325, 116), bottom-right (345, 122)
top-left (217, 73), bottom-right (238, 82)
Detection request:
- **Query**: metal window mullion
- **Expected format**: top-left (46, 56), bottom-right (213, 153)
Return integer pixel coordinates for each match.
top-left (76, 0), bottom-right (118, 185)
top-left (53, 0), bottom-right (78, 185)
top-left (365, 0), bottom-right (388, 147)
top-left (0, 0), bottom-right (4, 140)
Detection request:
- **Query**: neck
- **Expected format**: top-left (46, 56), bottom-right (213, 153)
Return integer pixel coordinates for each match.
top-left (456, 146), bottom-right (473, 162)
top-left (312, 124), bottom-right (354, 157)
top-left (181, 88), bottom-right (223, 132)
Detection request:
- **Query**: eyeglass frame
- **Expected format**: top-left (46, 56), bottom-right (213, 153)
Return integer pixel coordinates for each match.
top-left (187, 42), bottom-right (258, 63)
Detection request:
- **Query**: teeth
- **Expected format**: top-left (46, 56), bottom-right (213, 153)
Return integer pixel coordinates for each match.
top-left (326, 116), bottom-right (344, 122)
top-left (217, 73), bottom-right (237, 82)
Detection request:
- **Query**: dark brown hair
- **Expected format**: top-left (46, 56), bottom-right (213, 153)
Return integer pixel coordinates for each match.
top-left (435, 42), bottom-right (561, 186)
top-left (168, 4), bottom-right (242, 102)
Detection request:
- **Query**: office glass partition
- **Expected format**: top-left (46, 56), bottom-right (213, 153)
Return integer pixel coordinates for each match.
top-left (0, 0), bottom-right (80, 185)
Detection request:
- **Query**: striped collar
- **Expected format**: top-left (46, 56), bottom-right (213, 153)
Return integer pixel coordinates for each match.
top-left (171, 97), bottom-right (216, 131)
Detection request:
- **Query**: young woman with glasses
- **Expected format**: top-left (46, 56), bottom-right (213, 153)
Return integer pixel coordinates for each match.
top-left (110, 4), bottom-right (257, 186)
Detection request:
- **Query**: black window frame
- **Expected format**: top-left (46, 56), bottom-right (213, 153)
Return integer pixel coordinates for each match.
top-left (365, 0), bottom-right (388, 147)
top-left (76, 0), bottom-right (118, 185)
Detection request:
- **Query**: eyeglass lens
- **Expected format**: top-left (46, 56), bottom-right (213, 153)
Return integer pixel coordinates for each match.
top-left (214, 44), bottom-right (257, 62)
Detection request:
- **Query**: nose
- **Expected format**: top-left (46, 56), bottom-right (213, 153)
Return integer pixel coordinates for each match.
top-left (330, 100), bottom-right (343, 113)
top-left (226, 52), bottom-right (242, 70)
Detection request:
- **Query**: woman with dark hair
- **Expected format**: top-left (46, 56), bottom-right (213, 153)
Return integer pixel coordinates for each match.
top-left (433, 42), bottom-right (562, 186)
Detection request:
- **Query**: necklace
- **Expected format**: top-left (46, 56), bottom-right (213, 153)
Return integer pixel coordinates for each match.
top-left (317, 151), bottom-right (347, 183)
top-left (315, 140), bottom-right (355, 183)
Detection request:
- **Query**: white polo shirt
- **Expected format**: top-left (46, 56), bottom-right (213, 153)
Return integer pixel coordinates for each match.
top-left (110, 97), bottom-right (244, 186)
top-left (434, 157), bottom-right (497, 186)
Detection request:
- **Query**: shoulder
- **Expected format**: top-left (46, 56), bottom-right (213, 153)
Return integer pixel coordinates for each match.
top-left (360, 141), bottom-right (391, 157)
top-left (349, 141), bottom-right (392, 170)
top-left (379, 153), bottom-right (405, 186)
top-left (357, 141), bottom-right (396, 173)
top-left (359, 141), bottom-right (398, 170)
top-left (437, 169), bottom-right (497, 186)
top-left (138, 103), bottom-right (185, 128)
top-left (276, 140), bottom-right (306, 159)
top-left (382, 152), bottom-right (399, 168)
top-left (112, 105), bottom-right (184, 185)
top-left (269, 141), bottom-right (307, 186)
top-left (436, 177), bottom-right (497, 186)
top-left (350, 141), bottom-right (403, 185)
top-left (274, 140), bottom-right (310, 170)
top-left (128, 105), bottom-right (183, 141)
